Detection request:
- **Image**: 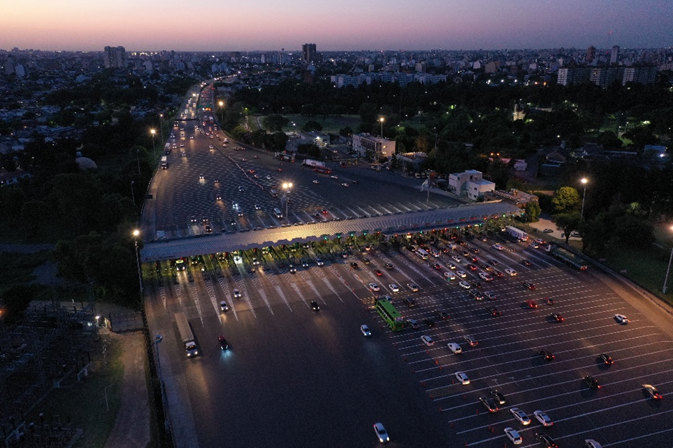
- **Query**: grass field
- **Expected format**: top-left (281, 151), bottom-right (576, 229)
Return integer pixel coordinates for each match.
top-left (249, 114), bottom-right (361, 134)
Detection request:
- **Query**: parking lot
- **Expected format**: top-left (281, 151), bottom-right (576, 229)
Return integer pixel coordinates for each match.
top-left (145, 228), bottom-right (673, 447)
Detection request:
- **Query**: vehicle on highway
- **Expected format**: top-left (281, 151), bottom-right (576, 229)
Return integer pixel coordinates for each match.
top-left (403, 297), bottom-right (416, 308)
top-left (614, 314), bottom-right (629, 324)
top-left (491, 390), bottom-right (506, 405)
top-left (406, 318), bottom-right (420, 329)
top-left (467, 263), bottom-right (478, 271)
top-left (384, 262), bottom-right (394, 270)
top-left (360, 325), bottom-right (371, 337)
top-left (310, 300), bottom-right (320, 311)
top-left (644, 384), bottom-right (663, 400)
top-left (444, 271), bottom-right (456, 281)
top-left (478, 272), bottom-right (494, 281)
top-left (204, 224), bottom-right (212, 233)
top-left (485, 306), bottom-right (501, 316)
top-left (447, 342), bottom-right (462, 354)
top-left (523, 281), bottom-right (536, 290)
top-left (330, 175), bottom-right (338, 179)
top-left (361, 257), bottom-right (371, 265)
top-left (350, 262), bottom-right (359, 269)
top-left (421, 335), bottom-right (435, 346)
top-left (434, 310), bottom-right (450, 320)
top-left (493, 269), bottom-right (504, 278)
top-left (459, 280), bottom-right (471, 289)
top-left (254, 204), bottom-right (262, 210)
top-left (505, 268), bottom-right (518, 276)
top-left (584, 375), bottom-right (601, 390)
top-left (175, 258), bottom-right (186, 271)
top-left (407, 283), bottom-right (419, 292)
top-left (504, 427), bottom-right (522, 445)
top-left (479, 397), bottom-right (500, 413)
top-left (374, 269), bottom-right (383, 276)
top-left (521, 259), bottom-right (532, 266)
top-left (484, 291), bottom-right (497, 300)
top-left (373, 422), bottom-right (389, 443)
top-left (536, 433), bottom-right (558, 448)
top-left (215, 194), bottom-right (222, 201)
top-left (539, 350), bottom-right (555, 361)
top-left (526, 300), bottom-right (539, 308)
top-left (341, 182), bottom-right (350, 188)
top-left (219, 301), bottom-right (229, 312)
top-left (456, 270), bottom-right (467, 278)
top-left (432, 262), bottom-right (442, 270)
top-left (199, 174), bottom-right (204, 180)
top-left (455, 371), bottom-right (470, 385)
top-left (289, 265), bottom-right (297, 273)
top-left (423, 318), bottom-right (435, 328)
top-left (599, 353), bottom-right (614, 365)
top-left (492, 243), bottom-right (504, 251)
top-left (218, 336), bottom-right (229, 350)
top-left (446, 262), bottom-right (457, 270)
top-left (463, 335), bottom-right (478, 347)
top-left (316, 258), bottom-right (324, 266)
top-left (545, 297), bottom-right (555, 305)
top-left (451, 255), bottom-right (462, 263)
top-left (584, 440), bottom-right (603, 448)
top-left (389, 284), bottom-right (400, 292)
top-left (510, 407), bottom-right (531, 425)
top-left (312, 180), bottom-right (319, 184)
top-left (534, 410), bottom-right (553, 427)
top-left (233, 289), bottom-right (242, 298)
top-left (369, 283), bottom-right (380, 292)
top-left (550, 313), bottom-right (565, 322)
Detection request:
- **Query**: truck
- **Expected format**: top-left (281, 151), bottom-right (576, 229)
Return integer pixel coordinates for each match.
top-left (505, 226), bottom-right (528, 242)
top-left (547, 245), bottom-right (588, 270)
top-left (302, 159), bottom-right (325, 168)
top-left (160, 155), bottom-right (168, 169)
top-left (175, 312), bottom-right (198, 357)
top-left (164, 143), bottom-right (171, 154)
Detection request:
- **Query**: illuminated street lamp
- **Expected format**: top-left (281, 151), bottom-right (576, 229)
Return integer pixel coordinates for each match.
top-left (663, 225), bottom-right (673, 294)
top-left (132, 229), bottom-right (143, 300)
top-left (379, 117), bottom-right (385, 138)
top-left (580, 178), bottom-right (588, 219)
top-left (282, 182), bottom-right (293, 219)
top-left (159, 114), bottom-right (164, 144)
top-left (218, 100), bottom-right (224, 123)
top-left (150, 129), bottom-right (157, 163)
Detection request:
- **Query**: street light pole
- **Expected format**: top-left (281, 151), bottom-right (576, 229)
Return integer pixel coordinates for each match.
top-left (662, 225), bottom-right (673, 294)
top-left (131, 180), bottom-right (135, 207)
top-left (379, 117), bottom-right (384, 138)
top-left (218, 101), bottom-right (224, 124)
top-left (159, 114), bottom-right (164, 145)
top-left (150, 129), bottom-right (157, 164)
top-left (132, 230), bottom-right (143, 300)
top-left (282, 182), bottom-right (293, 220)
top-left (580, 177), bottom-right (588, 219)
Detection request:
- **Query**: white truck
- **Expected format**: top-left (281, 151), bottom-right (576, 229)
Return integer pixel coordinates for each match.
top-left (302, 159), bottom-right (325, 168)
top-left (175, 312), bottom-right (198, 357)
top-left (505, 226), bottom-right (528, 241)
top-left (160, 155), bottom-right (168, 170)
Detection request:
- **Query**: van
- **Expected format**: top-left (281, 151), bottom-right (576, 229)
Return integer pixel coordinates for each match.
top-left (273, 208), bottom-right (283, 219)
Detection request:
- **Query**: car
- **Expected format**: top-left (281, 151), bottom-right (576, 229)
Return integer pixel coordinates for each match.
top-left (539, 350), bottom-right (555, 361)
top-left (373, 422), bottom-right (389, 443)
top-left (403, 297), bottom-right (416, 308)
top-left (330, 175), bottom-right (338, 179)
top-left (254, 204), bottom-right (262, 210)
top-left (233, 289), bottom-right (242, 298)
top-left (467, 263), bottom-right (478, 271)
top-left (301, 260), bottom-right (309, 268)
top-left (289, 265), bottom-right (297, 273)
top-left (504, 427), bottom-right (522, 445)
top-left (550, 313), bottom-right (565, 322)
top-left (421, 335), bottom-right (435, 346)
top-left (350, 262), bottom-right (359, 269)
top-left (215, 194), bottom-right (222, 201)
top-left (461, 250), bottom-right (470, 258)
top-left (584, 375), bottom-right (601, 390)
top-left (470, 256), bottom-right (479, 263)
top-left (219, 301), bottom-right (229, 312)
top-left (534, 410), bottom-right (553, 427)
top-left (584, 440), bottom-right (603, 448)
top-left (463, 335), bottom-right (478, 347)
top-left (510, 407), bottom-right (531, 426)
top-left (455, 371), bottom-right (470, 385)
top-left (459, 280), bottom-right (471, 289)
top-left (190, 215), bottom-right (197, 223)
top-left (484, 291), bottom-right (497, 300)
top-left (351, 179), bottom-right (359, 184)
top-left (536, 433), bottom-right (558, 448)
top-left (485, 307), bottom-right (501, 316)
top-left (469, 290), bottom-right (483, 300)
top-left (521, 259), bottom-right (532, 267)
top-left (218, 336), bottom-right (229, 350)
top-left (199, 174), bottom-right (204, 180)
top-left (434, 310), bottom-right (450, 320)
top-left (614, 313), bottom-right (629, 324)
top-left (374, 269), bottom-right (383, 276)
top-left (361, 257), bottom-right (371, 265)
top-left (452, 255), bottom-right (462, 263)
top-left (491, 390), bottom-right (506, 405)
top-left (545, 297), bottom-right (555, 305)
top-left (312, 180), bottom-right (320, 184)
top-left (237, 211), bottom-right (244, 217)
top-left (444, 271), bottom-right (456, 281)
top-left (480, 397), bottom-right (500, 414)
top-left (316, 258), bottom-right (324, 267)
top-left (456, 270), bottom-right (467, 278)
top-left (599, 353), bottom-right (614, 365)
top-left (407, 283), bottom-right (419, 292)
top-left (478, 272), bottom-right (493, 281)
top-left (423, 318), bottom-right (435, 328)
top-left (432, 263), bottom-right (442, 270)
top-left (369, 283), bottom-right (380, 292)
top-left (447, 342), bottom-right (462, 354)
top-left (492, 243), bottom-right (505, 251)
top-left (204, 224), bottom-right (212, 233)
top-left (385, 283), bottom-right (399, 293)
top-left (447, 262), bottom-right (457, 270)
top-left (384, 262), bottom-right (394, 270)
top-left (571, 231), bottom-right (581, 237)
top-left (505, 268), bottom-right (518, 276)
top-left (523, 281), bottom-right (536, 290)
top-left (341, 182), bottom-right (350, 188)
top-left (406, 318), bottom-right (420, 329)
top-left (237, 186), bottom-right (245, 192)
top-left (644, 383), bottom-right (663, 400)
top-left (543, 228), bottom-right (554, 233)
top-left (526, 300), bottom-right (539, 308)
top-left (360, 324), bottom-right (371, 337)
top-left (310, 300), bottom-right (320, 311)
top-left (493, 269), bottom-right (504, 278)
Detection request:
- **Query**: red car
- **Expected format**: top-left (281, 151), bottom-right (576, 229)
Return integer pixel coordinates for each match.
top-left (550, 313), bottom-right (565, 322)
top-left (374, 269), bottom-right (383, 276)
top-left (526, 300), bottom-right (538, 309)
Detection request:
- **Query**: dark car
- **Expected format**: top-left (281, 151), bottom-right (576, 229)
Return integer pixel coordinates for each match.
top-left (403, 297), bottom-right (416, 308)
top-left (525, 300), bottom-right (539, 308)
top-left (479, 397), bottom-right (499, 413)
top-left (584, 375), bottom-right (601, 390)
top-left (521, 259), bottom-right (532, 266)
top-left (310, 300), bottom-right (320, 311)
top-left (550, 313), bottom-right (565, 322)
top-left (385, 262), bottom-right (394, 270)
top-left (218, 336), bottom-right (229, 350)
top-left (490, 390), bottom-right (506, 405)
top-left (536, 433), bottom-right (558, 448)
top-left (423, 318), bottom-right (436, 328)
top-left (539, 349), bottom-right (555, 361)
top-left (350, 262), bottom-right (359, 269)
top-left (523, 281), bottom-right (536, 290)
top-left (493, 270), bottom-right (504, 278)
top-left (599, 353), bottom-right (614, 365)
top-left (485, 307), bottom-right (501, 316)
top-left (434, 310), bottom-right (450, 320)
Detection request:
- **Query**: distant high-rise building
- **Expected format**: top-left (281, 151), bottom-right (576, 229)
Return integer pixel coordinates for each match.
top-left (103, 46), bottom-right (127, 68)
top-left (610, 45), bottom-right (620, 65)
top-left (302, 43), bottom-right (316, 64)
top-left (586, 46), bottom-right (596, 63)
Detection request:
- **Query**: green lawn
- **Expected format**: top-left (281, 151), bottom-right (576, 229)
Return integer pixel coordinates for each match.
top-left (249, 114), bottom-right (361, 134)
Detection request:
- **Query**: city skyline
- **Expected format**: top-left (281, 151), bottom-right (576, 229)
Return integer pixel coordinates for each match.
top-left (1, 0), bottom-right (671, 52)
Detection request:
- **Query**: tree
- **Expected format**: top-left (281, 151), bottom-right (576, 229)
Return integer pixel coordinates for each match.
top-left (339, 127), bottom-right (353, 137)
top-left (554, 213), bottom-right (581, 244)
top-left (21, 200), bottom-right (50, 238)
top-left (303, 120), bottom-right (323, 132)
top-left (262, 114), bottom-right (289, 132)
top-left (551, 186), bottom-right (581, 215)
top-left (524, 201), bottom-right (542, 222)
top-left (268, 132), bottom-right (289, 152)
top-left (612, 214), bottom-right (654, 248)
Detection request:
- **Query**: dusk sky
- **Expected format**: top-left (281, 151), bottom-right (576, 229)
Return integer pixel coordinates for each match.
top-left (2, 0), bottom-right (671, 52)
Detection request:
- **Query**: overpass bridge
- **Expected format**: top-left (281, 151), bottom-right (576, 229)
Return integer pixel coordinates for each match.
top-left (140, 201), bottom-right (523, 262)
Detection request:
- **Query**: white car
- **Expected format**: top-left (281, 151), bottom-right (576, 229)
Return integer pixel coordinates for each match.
top-left (456, 270), bottom-right (467, 278)
top-left (447, 262), bottom-right (457, 270)
top-left (360, 324), bottom-right (371, 337)
top-left (233, 289), bottom-right (242, 298)
top-left (444, 272), bottom-right (456, 281)
top-left (447, 342), bottom-right (462, 354)
top-left (459, 280), bottom-right (471, 289)
top-left (455, 371), bottom-right (470, 385)
top-left (510, 407), bottom-right (531, 425)
top-left (614, 314), bottom-right (629, 324)
top-left (505, 268), bottom-right (518, 276)
top-left (341, 182), bottom-right (350, 188)
top-left (421, 335), bottom-right (435, 346)
top-left (373, 422), bottom-right (389, 443)
top-left (452, 255), bottom-right (462, 263)
top-left (407, 283), bottom-right (419, 292)
top-left (478, 272), bottom-right (493, 281)
top-left (219, 301), bottom-right (229, 312)
top-left (388, 284), bottom-right (400, 293)
top-left (369, 283), bottom-right (380, 292)
top-left (534, 410), bottom-right (553, 427)
top-left (330, 175), bottom-right (339, 179)
top-left (504, 427), bottom-right (522, 445)
top-left (312, 180), bottom-right (320, 184)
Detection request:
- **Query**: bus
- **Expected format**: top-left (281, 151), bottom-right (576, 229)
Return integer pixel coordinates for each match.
top-left (175, 312), bottom-right (198, 357)
top-left (375, 299), bottom-right (405, 331)
top-left (415, 248), bottom-right (430, 260)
